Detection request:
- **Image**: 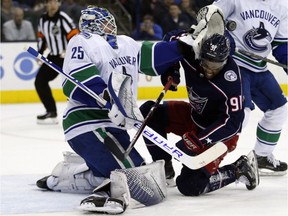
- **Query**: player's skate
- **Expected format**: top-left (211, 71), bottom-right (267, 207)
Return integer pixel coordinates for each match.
top-left (37, 112), bottom-right (58, 125)
top-left (256, 154), bottom-right (287, 176)
top-left (234, 154), bottom-right (258, 190)
top-left (79, 194), bottom-right (126, 214)
top-left (165, 160), bottom-right (176, 187)
top-left (36, 175), bottom-right (52, 190)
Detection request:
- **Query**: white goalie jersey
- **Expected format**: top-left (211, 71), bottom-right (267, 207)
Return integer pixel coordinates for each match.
top-left (63, 32), bottom-right (141, 99)
top-left (62, 33), bottom-right (142, 140)
top-left (213, 0), bottom-right (288, 72)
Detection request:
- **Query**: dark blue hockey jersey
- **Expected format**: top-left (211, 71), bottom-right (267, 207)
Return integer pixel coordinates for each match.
top-left (181, 56), bottom-right (244, 145)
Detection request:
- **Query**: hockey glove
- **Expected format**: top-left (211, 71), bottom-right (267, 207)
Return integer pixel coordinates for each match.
top-left (177, 132), bottom-right (225, 175)
top-left (108, 103), bottom-right (126, 127)
top-left (176, 132), bottom-right (204, 156)
top-left (101, 87), bottom-right (126, 128)
top-left (160, 64), bottom-right (181, 91)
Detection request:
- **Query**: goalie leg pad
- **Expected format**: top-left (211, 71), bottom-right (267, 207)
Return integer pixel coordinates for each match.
top-left (45, 151), bottom-right (105, 193)
top-left (110, 160), bottom-right (167, 208)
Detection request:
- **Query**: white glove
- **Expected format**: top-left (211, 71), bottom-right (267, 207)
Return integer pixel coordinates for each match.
top-left (191, 5), bottom-right (225, 59)
top-left (108, 104), bottom-right (125, 127)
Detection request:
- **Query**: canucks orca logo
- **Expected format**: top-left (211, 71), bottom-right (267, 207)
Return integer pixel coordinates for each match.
top-left (187, 87), bottom-right (208, 114)
top-left (243, 22), bottom-right (272, 52)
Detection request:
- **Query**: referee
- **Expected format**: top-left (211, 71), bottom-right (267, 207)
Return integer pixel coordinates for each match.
top-left (35, 0), bottom-right (79, 124)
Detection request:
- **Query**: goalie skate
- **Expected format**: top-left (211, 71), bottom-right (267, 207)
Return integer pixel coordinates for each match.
top-left (78, 195), bottom-right (126, 214)
top-left (36, 175), bottom-right (51, 190)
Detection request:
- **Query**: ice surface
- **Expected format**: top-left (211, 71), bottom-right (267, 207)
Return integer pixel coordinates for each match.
top-left (0, 101), bottom-right (287, 216)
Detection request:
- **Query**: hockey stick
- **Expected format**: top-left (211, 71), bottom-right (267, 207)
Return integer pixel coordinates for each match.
top-left (236, 48), bottom-right (288, 70)
top-left (26, 47), bottom-right (108, 107)
top-left (26, 46), bottom-right (228, 170)
top-left (104, 79), bottom-right (173, 161)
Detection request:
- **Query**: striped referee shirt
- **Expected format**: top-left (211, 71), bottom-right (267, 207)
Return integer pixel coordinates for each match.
top-left (37, 10), bottom-right (79, 56)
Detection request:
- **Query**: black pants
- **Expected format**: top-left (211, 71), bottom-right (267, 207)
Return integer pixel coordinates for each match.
top-left (34, 55), bottom-right (64, 113)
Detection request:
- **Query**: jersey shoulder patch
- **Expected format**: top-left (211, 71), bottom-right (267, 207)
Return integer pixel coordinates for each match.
top-left (224, 70), bottom-right (238, 82)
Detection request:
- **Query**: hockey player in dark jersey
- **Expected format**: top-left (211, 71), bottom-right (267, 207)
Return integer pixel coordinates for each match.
top-left (140, 33), bottom-right (259, 196)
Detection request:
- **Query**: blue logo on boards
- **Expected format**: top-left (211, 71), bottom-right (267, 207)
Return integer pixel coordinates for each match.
top-left (0, 55), bottom-right (4, 79)
top-left (14, 52), bottom-right (39, 80)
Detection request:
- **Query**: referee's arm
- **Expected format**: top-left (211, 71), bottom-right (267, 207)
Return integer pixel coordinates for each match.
top-left (61, 12), bottom-right (80, 41)
top-left (37, 31), bottom-right (47, 55)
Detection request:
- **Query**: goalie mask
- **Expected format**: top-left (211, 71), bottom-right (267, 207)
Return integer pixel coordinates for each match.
top-left (79, 6), bottom-right (118, 48)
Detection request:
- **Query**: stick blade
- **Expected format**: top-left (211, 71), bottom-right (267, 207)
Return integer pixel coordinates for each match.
top-left (181, 142), bottom-right (228, 170)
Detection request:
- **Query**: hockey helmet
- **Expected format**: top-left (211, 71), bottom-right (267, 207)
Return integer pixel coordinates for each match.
top-left (200, 33), bottom-right (230, 74)
top-left (79, 6), bottom-right (117, 37)
top-left (199, 34), bottom-right (230, 78)
top-left (201, 33), bottom-right (230, 63)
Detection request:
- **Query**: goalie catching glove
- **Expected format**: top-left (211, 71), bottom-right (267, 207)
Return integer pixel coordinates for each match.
top-left (169, 5), bottom-right (225, 60)
top-left (191, 4), bottom-right (225, 58)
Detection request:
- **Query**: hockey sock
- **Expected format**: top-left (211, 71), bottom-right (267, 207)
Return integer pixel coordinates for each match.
top-left (204, 164), bottom-right (237, 193)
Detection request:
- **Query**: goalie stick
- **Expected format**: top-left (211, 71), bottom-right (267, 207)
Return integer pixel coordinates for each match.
top-left (236, 48), bottom-right (288, 71)
top-left (104, 79), bottom-right (173, 162)
top-left (26, 47), bottom-right (108, 107)
top-left (26, 46), bottom-right (228, 170)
